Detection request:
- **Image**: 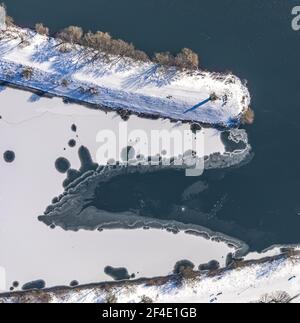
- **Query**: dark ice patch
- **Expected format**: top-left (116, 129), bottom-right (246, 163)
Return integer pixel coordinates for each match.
top-left (12, 281), bottom-right (19, 288)
top-left (55, 157), bottom-right (71, 173)
top-left (68, 139), bottom-right (76, 148)
top-left (22, 279), bottom-right (46, 291)
top-left (104, 266), bottom-right (131, 281)
top-left (3, 150), bottom-right (15, 163)
top-left (199, 260), bottom-right (220, 271)
top-left (63, 146), bottom-right (98, 188)
top-left (28, 93), bottom-right (41, 103)
top-left (226, 253), bottom-right (234, 267)
top-left (117, 109), bottom-right (131, 121)
top-left (173, 260), bottom-right (195, 274)
top-left (190, 123), bottom-right (202, 134)
top-left (70, 280), bottom-right (79, 287)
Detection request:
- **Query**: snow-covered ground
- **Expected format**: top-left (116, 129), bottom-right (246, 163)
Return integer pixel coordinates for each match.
top-left (0, 26), bottom-right (250, 126)
top-left (0, 86), bottom-right (250, 293)
top-left (1, 251), bottom-right (300, 303)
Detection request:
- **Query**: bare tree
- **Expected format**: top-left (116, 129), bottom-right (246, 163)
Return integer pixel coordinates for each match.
top-left (58, 26), bottom-right (83, 44)
top-left (154, 52), bottom-right (175, 66)
top-left (35, 23), bottom-right (49, 36)
top-left (82, 31), bottom-right (111, 51)
top-left (132, 50), bottom-right (149, 62)
top-left (175, 48), bottom-right (199, 70)
top-left (81, 30), bottom-right (149, 62)
top-left (255, 291), bottom-right (297, 304)
top-left (5, 15), bottom-right (13, 26)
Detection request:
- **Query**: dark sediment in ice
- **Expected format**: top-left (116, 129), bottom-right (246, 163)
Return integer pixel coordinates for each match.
top-left (173, 260), bottom-right (195, 274)
top-left (55, 157), bottom-right (70, 173)
top-left (63, 146), bottom-right (98, 188)
top-left (3, 150), bottom-right (15, 163)
top-left (68, 139), bottom-right (76, 148)
top-left (22, 280), bottom-right (46, 291)
top-left (104, 266), bottom-right (132, 281)
top-left (199, 260), bottom-right (220, 271)
top-left (70, 280), bottom-right (79, 287)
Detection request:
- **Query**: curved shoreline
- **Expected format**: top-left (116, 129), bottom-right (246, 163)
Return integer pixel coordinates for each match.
top-left (1, 248), bottom-right (299, 302)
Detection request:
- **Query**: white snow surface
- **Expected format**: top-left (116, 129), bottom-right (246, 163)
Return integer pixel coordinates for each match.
top-left (0, 26), bottom-right (250, 126)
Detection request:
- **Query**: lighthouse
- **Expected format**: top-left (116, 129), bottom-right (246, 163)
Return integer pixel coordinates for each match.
top-left (0, 4), bottom-right (6, 31)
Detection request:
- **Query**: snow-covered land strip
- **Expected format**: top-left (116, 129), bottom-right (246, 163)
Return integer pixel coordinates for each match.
top-left (0, 26), bottom-right (250, 126)
top-left (1, 250), bottom-right (300, 303)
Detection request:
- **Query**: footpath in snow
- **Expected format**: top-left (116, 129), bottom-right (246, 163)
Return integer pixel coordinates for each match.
top-left (0, 26), bottom-right (251, 127)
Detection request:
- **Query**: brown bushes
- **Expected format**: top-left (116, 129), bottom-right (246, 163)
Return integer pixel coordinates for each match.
top-left (154, 52), bottom-right (175, 66)
top-left (56, 27), bottom-right (150, 62)
top-left (241, 107), bottom-right (255, 124)
top-left (175, 48), bottom-right (199, 69)
top-left (58, 26), bottom-right (83, 44)
top-left (154, 48), bottom-right (199, 70)
top-left (35, 23), bottom-right (49, 36)
top-left (5, 15), bottom-right (13, 26)
top-left (82, 31), bottom-right (111, 50)
top-left (81, 30), bottom-right (150, 62)
top-left (55, 24), bottom-right (199, 69)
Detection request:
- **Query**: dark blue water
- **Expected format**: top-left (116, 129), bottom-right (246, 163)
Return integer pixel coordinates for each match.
top-left (5, 0), bottom-right (300, 251)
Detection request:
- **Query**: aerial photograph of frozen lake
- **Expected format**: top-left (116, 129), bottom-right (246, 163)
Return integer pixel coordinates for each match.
top-left (1, 0), bottom-right (300, 307)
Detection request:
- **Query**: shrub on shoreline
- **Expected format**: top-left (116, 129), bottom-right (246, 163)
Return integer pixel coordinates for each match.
top-left (4, 4), bottom-right (199, 71)
top-left (35, 23), bottom-right (49, 36)
top-left (81, 29), bottom-right (150, 62)
top-left (57, 26), bottom-right (83, 44)
top-left (154, 49), bottom-right (199, 70)
top-left (55, 25), bottom-right (199, 69)
top-left (154, 52), bottom-right (175, 67)
top-left (241, 107), bottom-right (255, 124)
top-left (5, 15), bottom-right (13, 26)
top-left (174, 48), bottom-right (199, 70)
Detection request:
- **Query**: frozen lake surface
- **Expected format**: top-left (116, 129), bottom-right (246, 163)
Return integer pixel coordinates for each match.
top-left (0, 86), bottom-right (252, 292)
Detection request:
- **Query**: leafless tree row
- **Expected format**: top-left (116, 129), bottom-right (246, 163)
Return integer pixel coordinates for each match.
top-left (34, 23), bottom-right (200, 70)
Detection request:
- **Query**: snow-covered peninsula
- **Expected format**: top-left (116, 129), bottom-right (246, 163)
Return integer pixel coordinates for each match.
top-left (0, 25), bottom-right (251, 127)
